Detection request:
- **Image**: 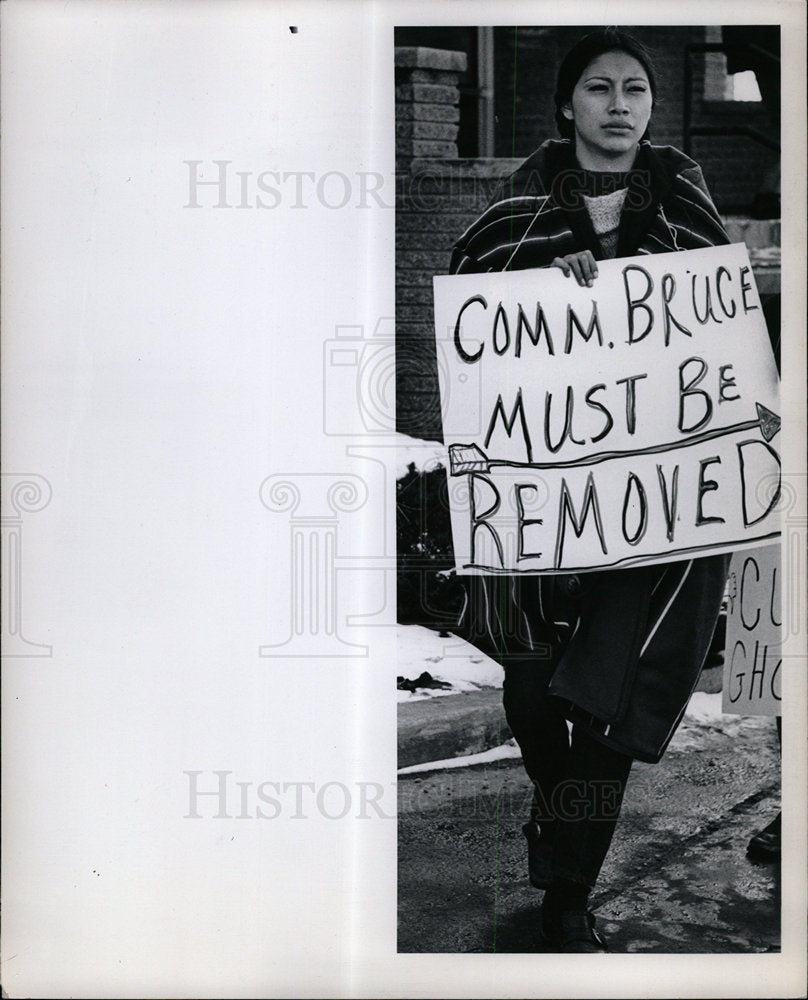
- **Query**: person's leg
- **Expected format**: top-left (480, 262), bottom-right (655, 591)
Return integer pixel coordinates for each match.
top-left (502, 655), bottom-right (570, 888)
top-left (503, 658), bottom-right (570, 817)
top-left (541, 724), bottom-right (633, 951)
top-left (464, 573), bottom-right (575, 888)
top-left (550, 723), bottom-right (633, 886)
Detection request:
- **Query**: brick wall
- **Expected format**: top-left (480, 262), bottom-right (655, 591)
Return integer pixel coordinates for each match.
top-left (396, 159), bottom-right (515, 441)
top-left (396, 47), bottom-right (510, 441)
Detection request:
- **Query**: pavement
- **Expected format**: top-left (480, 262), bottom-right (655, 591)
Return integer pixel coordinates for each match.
top-left (398, 680), bottom-right (782, 954)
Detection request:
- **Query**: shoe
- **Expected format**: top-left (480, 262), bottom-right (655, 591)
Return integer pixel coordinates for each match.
top-left (747, 812), bottom-right (781, 861)
top-left (522, 821), bottom-right (554, 889)
top-left (539, 896), bottom-right (608, 953)
top-left (557, 911), bottom-right (609, 953)
top-left (539, 905), bottom-right (609, 953)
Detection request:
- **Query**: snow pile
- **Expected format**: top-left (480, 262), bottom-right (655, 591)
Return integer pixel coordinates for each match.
top-left (669, 691), bottom-right (775, 751)
top-left (683, 691), bottom-right (731, 726)
top-left (397, 624), bottom-right (502, 702)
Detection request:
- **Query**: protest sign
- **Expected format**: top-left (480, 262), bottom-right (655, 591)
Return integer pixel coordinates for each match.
top-left (433, 243), bottom-right (781, 574)
top-left (722, 544), bottom-right (782, 715)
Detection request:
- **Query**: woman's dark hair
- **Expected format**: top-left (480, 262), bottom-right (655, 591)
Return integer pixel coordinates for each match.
top-left (554, 28), bottom-right (657, 140)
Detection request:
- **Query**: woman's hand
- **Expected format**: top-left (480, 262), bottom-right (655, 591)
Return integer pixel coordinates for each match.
top-left (551, 251), bottom-right (599, 287)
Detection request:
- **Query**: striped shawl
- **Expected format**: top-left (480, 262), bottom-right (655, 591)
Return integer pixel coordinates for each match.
top-left (450, 139), bottom-right (729, 276)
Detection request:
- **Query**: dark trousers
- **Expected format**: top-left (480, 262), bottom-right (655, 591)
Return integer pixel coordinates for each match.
top-left (503, 657), bottom-right (633, 888)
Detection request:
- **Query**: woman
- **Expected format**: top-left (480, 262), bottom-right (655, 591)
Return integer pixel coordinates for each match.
top-left (449, 28), bottom-right (731, 952)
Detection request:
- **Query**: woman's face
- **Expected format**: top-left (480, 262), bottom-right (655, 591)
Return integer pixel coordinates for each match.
top-left (563, 50), bottom-right (653, 169)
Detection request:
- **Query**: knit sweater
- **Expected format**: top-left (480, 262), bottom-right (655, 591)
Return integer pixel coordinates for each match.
top-left (583, 187), bottom-right (627, 258)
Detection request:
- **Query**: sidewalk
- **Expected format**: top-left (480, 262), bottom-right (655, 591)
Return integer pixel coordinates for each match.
top-left (398, 696), bottom-right (781, 953)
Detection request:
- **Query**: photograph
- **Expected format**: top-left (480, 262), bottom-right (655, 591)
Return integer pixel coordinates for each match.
top-left (396, 22), bottom-right (792, 955)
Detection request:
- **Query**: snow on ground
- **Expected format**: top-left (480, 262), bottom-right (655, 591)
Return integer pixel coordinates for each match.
top-left (398, 739), bottom-right (523, 775)
top-left (684, 691), bottom-right (730, 725)
top-left (668, 690), bottom-right (775, 750)
top-left (397, 627), bottom-right (775, 771)
top-left (397, 624), bottom-right (503, 702)
top-left (396, 626), bottom-right (764, 734)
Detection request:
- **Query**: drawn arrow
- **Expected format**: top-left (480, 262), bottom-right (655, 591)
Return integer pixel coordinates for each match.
top-left (449, 402), bottom-right (780, 476)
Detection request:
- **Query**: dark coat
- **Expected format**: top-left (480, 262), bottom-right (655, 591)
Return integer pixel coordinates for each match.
top-left (450, 140), bottom-right (732, 763)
